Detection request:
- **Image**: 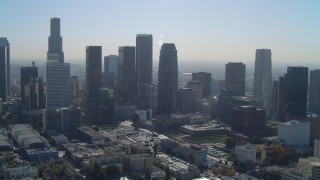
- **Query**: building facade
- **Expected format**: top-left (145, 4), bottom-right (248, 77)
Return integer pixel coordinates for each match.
top-left (158, 43), bottom-right (178, 115)
top-left (225, 62), bottom-right (246, 96)
top-left (309, 69), bottom-right (320, 115)
top-left (177, 87), bottom-right (196, 114)
top-left (278, 120), bottom-right (310, 147)
top-left (192, 72), bottom-right (212, 98)
top-left (0, 38), bottom-right (10, 102)
top-left (253, 49), bottom-right (272, 116)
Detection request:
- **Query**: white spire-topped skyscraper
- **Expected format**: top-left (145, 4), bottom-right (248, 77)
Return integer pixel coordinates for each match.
top-left (47, 18), bottom-right (64, 63)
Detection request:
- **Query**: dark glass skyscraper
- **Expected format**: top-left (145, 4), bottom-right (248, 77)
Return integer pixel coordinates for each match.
top-left (192, 72), bottom-right (212, 98)
top-left (286, 66), bottom-right (308, 117)
top-left (136, 34), bottom-right (153, 94)
top-left (21, 62), bottom-right (38, 107)
top-left (225, 62), bottom-right (246, 96)
top-left (47, 18), bottom-right (64, 63)
top-left (309, 69), bottom-right (320, 115)
top-left (158, 43), bottom-right (178, 115)
top-left (85, 46), bottom-right (102, 116)
top-left (0, 38), bottom-right (10, 102)
top-left (118, 46), bottom-right (136, 104)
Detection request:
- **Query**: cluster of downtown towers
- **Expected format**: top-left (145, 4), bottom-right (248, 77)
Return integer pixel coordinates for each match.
top-left (1, 18), bottom-right (320, 123)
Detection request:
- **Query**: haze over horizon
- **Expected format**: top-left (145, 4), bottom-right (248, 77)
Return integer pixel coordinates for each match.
top-left (1, 0), bottom-right (320, 64)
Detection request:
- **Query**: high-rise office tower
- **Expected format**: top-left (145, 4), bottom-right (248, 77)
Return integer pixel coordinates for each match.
top-left (104, 55), bottom-right (118, 88)
top-left (192, 72), bottom-right (212, 98)
top-left (46, 18), bottom-right (71, 109)
top-left (47, 18), bottom-right (64, 63)
top-left (99, 88), bottom-right (115, 122)
top-left (71, 76), bottom-right (79, 100)
top-left (309, 70), bottom-right (320, 115)
top-left (177, 87), bottom-right (196, 114)
top-left (277, 74), bottom-right (287, 121)
top-left (186, 81), bottom-right (202, 100)
top-left (231, 106), bottom-right (265, 137)
top-left (270, 81), bottom-right (279, 118)
top-left (24, 77), bottom-right (45, 109)
top-left (225, 62), bottom-right (246, 96)
top-left (21, 62), bottom-right (38, 107)
top-left (136, 34), bottom-right (153, 94)
top-left (46, 63), bottom-right (71, 108)
top-left (0, 38), bottom-right (10, 102)
top-left (85, 46), bottom-right (102, 116)
top-left (286, 66), bottom-right (308, 117)
top-left (118, 46), bottom-right (136, 104)
top-left (158, 43), bottom-right (178, 115)
top-left (253, 49), bottom-right (272, 116)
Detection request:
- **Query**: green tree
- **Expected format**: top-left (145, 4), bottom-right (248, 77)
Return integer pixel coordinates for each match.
top-left (225, 137), bottom-right (236, 148)
top-left (165, 167), bottom-right (171, 180)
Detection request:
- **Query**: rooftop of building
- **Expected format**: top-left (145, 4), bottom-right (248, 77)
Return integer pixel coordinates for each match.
top-left (45, 130), bottom-right (68, 142)
top-left (0, 139), bottom-right (13, 147)
top-left (281, 120), bottom-right (310, 126)
top-left (22, 136), bottom-right (47, 146)
top-left (9, 124), bottom-right (32, 131)
top-left (78, 126), bottom-right (103, 138)
top-left (3, 165), bottom-right (37, 172)
top-left (15, 129), bottom-right (39, 138)
top-left (25, 147), bottom-right (58, 154)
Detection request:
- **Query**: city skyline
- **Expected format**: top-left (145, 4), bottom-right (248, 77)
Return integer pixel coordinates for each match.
top-left (1, 0), bottom-right (320, 64)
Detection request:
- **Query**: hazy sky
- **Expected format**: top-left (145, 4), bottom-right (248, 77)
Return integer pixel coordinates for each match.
top-left (1, 0), bottom-right (320, 64)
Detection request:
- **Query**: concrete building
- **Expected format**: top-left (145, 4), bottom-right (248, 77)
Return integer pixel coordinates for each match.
top-left (172, 143), bottom-right (208, 166)
top-left (278, 120), bottom-right (310, 147)
top-left (136, 34), bottom-right (153, 94)
top-left (253, 49), bottom-right (272, 116)
top-left (118, 46), bottom-right (136, 104)
top-left (43, 107), bottom-right (81, 135)
top-left (192, 72), bottom-right (212, 98)
top-left (277, 74), bottom-right (287, 121)
top-left (186, 81), bottom-right (202, 100)
top-left (231, 106), bottom-right (265, 137)
top-left (177, 87), bottom-right (196, 114)
top-left (71, 76), bottom-right (79, 100)
top-left (115, 105), bottom-right (137, 121)
top-left (309, 69), bottom-right (320, 115)
top-left (45, 130), bottom-right (68, 145)
top-left (99, 88), bottom-right (115, 122)
top-left (24, 77), bottom-right (45, 109)
top-left (77, 126), bottom-right (104, 143)
top-left (0, 37), bottom-right (10, 102)
top-left (271, 81), bottom-right (279, 119)
top-left (158, 43), bottom-right (178, 115)
top-left (104, 55), bottom-right (117, 88)
top-left (235, 144), bottom-right (257, 163)
top-left (225, 62), bottom-right (246, 96)
top-left (158, 113), bottom-right (211, 127)
top-left (2, 165), bottom-right (38, 180)
top-left (85, 46), bottom-right (102, 118)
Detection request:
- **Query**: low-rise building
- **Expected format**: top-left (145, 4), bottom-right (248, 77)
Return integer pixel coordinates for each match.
top-left (45, 130), bottom-right (68, 145)
top-left (172, 143), bottom-right (208, 166)
top-left (77, 126), bottom-right (104, 143)
top-left (235, 144), bottom-right (257, 163)
top-left (2, 165), bottom-right (38, 180)
top-left (278, 120), bottom-right (310, 147)
top-left (158, 113), bottom-right (211, 127)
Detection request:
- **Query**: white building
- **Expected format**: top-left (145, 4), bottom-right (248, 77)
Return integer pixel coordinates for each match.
top-left (253, 49), bottom-right (272, 116)
top-left (299, 157), bottom-right (320, 180)
top-left (278, 120), bottom-right (310, 147)
top-left (235, 144), bottom-right (257, 163)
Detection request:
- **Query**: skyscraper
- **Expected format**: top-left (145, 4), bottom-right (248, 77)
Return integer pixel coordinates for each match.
top-left (47, 18), bottom-right (64, 63)
top-left (192, 72), bottom-right (212, 98)
top-left (177, 87), bottom-right (196, 114)
top-left (225, 62), bottom-right (246, 96)
top-left (46, 18), bottom-right (71, 109)
top-left (277, 74), bottom-right (287, 121)
top-left (136, 34), bottom-right (153, 94)
top-left (309, 69), bottom-right (320, 115)
top-left (0, 38), bottom-right (10, 102)
top-left (46, 63), bottom-right (71, 108)
top-left (118, 46), bottom-right (136, 104)
top-left (104, 55), bottom-right (118, 88)
top-left (158, 43), bottom-right (178, 115)
top-left (85, 46), bottom-right (102, 116)
top-left (253, 49), bottom-right (272, 116)
top-left (21, 62), bottom-right (38, 107)
top-left (270, 81), bottom-right (279, 118)
top-left (286, 66), bottom-right (308, 117)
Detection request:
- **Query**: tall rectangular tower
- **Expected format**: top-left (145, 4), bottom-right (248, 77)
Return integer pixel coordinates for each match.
top-left (136, 34), bottom-right (153, 94)
top-left (21, 62), bottom-right (38, 107)
top-left (309, 69), bottom-right (320, 115)
top-left (118, 46), bottom-right (136, 104)
top-left (253, 49), bottom-right (272, 116)
top-left (85, 46), bottom-right (102, 116)
top-left (192, 72), bottom-right (212, 98)
top-left (0, 38), bottom-right (10, 102)
top-left (225, 62), bottom-right (246, 96)
top-left (158, 43), bottom-right (178, 115)
top-left (46, 18), bottom-right (71, 109)
top-left (286, 66), bottom-right (308, 117)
